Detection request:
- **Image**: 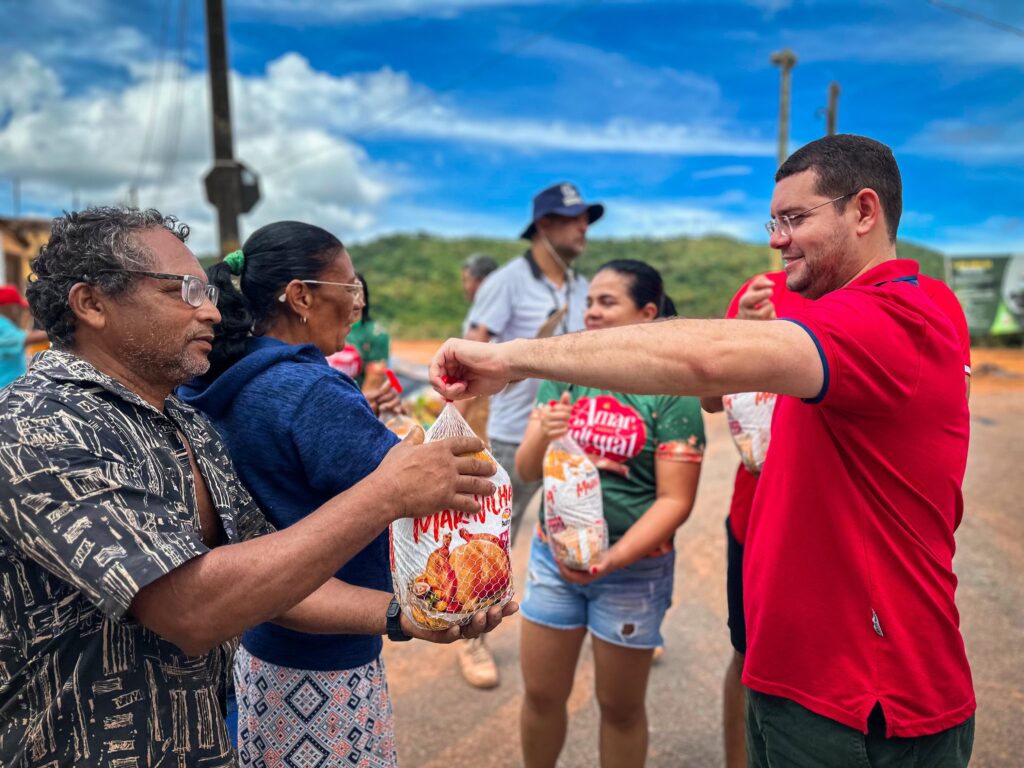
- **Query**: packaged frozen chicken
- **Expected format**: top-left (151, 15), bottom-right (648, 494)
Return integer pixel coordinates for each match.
top-left (722, 391), bottom-right (777, 475)
top-left (542, 435), bottom-right (607, 570)
top-left (389, 403), bottom-right (514, 630)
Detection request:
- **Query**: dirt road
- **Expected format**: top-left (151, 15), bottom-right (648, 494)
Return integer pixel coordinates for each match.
top-left (384, 345), bottom-right (1023, 766)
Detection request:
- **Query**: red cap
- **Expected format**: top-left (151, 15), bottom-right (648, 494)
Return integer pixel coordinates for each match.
top-left (0, 285), bottom-right (28, 308)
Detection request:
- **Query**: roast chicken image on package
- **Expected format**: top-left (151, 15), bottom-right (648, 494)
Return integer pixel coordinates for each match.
top-left (390, 404), bottom-right (515, 630)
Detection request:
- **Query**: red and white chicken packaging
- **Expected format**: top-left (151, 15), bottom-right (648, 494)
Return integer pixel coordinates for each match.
top-left (542, 434), bottom-right (607, 571)
top-left (722, 391), bottom-right (777, 475)
top-left (389, 403), bottom-right (515, 630)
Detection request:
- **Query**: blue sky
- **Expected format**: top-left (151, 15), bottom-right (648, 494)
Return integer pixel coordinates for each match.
top-left (1, 0), bottom-right (1022, 255)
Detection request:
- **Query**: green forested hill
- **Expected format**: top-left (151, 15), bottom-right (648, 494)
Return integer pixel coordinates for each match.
top-left (346, 234), bottom-right (946, 338)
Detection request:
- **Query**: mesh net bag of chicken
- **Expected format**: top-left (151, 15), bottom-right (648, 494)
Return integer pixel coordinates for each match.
top-left (542, 434), bottom-right (608, 570)
top-left (390, 403), bottom-right (515, 630)
top-left (722, 391), bottom-right (777, 475)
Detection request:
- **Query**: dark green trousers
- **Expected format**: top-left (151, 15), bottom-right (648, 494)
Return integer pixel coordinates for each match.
top-left (747, 689), bottom-right (974, 768)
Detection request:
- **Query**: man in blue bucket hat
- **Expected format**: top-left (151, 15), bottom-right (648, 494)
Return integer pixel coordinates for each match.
top-left (460, 182), bottom-right (603, 688)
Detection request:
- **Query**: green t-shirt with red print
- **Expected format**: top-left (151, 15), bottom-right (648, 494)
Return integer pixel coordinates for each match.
top-left (536, 381), bottom-right (705, 544)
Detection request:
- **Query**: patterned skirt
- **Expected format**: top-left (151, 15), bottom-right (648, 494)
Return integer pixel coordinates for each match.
top-left (234, 645), bottom-right (399, 767)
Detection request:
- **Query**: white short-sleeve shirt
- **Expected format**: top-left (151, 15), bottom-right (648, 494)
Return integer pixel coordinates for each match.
top-left (467, 251), bottom-right (588, 443)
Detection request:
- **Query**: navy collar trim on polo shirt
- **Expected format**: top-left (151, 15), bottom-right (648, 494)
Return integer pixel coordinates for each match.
top-left (845, 258), bottom-right (920, 289)
top-left (781, 260), bottom-right (921, 406)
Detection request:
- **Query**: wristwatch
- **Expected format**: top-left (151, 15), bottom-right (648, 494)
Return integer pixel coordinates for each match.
top-left (386, 597), bottom-right (412, 642)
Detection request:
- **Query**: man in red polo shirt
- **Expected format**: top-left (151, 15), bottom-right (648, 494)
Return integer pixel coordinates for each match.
top-left (707, 270), bottom-right (971, 767)
top-left (429, 134), bottom-right (976, 766)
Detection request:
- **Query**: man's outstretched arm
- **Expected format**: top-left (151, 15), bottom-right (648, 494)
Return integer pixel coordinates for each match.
top-left (432, 318), bottom-right (824, 403)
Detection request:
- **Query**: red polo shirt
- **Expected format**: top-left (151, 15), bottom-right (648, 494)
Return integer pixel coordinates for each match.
top-left (727, 272), bottom-right (971, 546)
top-left (742, 259), bottom-right (975, 737)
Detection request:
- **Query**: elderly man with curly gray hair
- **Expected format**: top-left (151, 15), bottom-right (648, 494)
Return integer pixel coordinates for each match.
top-left (0, 207), bottom-right (505, 767)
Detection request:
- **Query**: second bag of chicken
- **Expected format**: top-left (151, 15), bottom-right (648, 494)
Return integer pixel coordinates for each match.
top-left (722, 391), bottom-right (777, 475)
top-left (390, 403), bottom-right (515, 630)
top-left (542, 434), bottom-right (608, 570)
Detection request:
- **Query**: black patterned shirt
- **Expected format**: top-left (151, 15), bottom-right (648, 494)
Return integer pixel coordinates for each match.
top-left (0, 349), bottom-right (273, 767)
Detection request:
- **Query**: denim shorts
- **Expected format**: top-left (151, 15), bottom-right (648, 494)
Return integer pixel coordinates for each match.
top-left (520, 534), bottom-right (675, 649)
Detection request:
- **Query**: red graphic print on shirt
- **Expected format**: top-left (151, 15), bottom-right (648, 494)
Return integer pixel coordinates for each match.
top-left (567, 396), bottom-right (647, 464)
top-left (326, 343), bottom-right (363, 378)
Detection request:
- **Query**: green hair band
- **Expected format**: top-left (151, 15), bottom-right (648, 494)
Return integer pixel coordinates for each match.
top-left (224, 249), bottom-right (245, 275)
top-left (224, 249), bottom-right (245, 276)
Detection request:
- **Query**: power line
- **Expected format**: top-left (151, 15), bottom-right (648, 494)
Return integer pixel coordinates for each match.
top-left (155, 0), bottom-right (191, 208)
top-left (132, 0), bottom-right (174, 192)
top-left (927, 0), bottom-right (1024, 37)
top-left (262, 0), bottom-right (604, 179)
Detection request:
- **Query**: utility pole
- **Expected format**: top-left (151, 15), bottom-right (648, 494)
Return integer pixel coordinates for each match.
top-left (825, 81), bottom-right (839, 136)
top-left (770, 48), bottom-right (798, 167)
top-left (12, 177), bottom-right (20, 217)
top-left (203, 0), bottom-right (259, 257)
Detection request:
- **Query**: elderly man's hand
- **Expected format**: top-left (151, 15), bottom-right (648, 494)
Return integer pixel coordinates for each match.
top-left (399, 601), bottom-right (519, 643)
top-left (373, 427), bottom-right (496, 520)
top-left (737, 274), bottom-right (777, 320)
top-left (430, 338), bottom-right (514, 400)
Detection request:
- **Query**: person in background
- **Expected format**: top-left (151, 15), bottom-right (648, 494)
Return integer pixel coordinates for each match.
top-left (514, 259), bottom-right (703, 768)
top-left (458, 182), bottom-right (602, 689)
top-left (459, 253), bottom-right (499, 441)
top-left (462, 252), bottom-right (498, 306)
top-left (0, 284), bottom-right (47, 386)
top-left (180, 221), bottom-right (514, 767)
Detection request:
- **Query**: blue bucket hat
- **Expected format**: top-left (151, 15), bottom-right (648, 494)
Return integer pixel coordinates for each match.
top-left (520, 182), bottom-right (604, 240)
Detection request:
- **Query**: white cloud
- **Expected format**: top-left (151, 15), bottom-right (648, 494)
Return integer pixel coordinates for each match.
top-left (0, 54), bottom-right (397, 253)
top-left (379, 114), bottom-right (772, 157)
top-left (692, 164), bottom-right (753, 180)
top-left (0, 53), bottom-right (63, 118)
top-left (518, 36), bottom-right (722, 105)
top-left (600, 194), bottom-right (765, 240)
top-left (927, 215), bottom-right (1024, 256)
top-left (233, 0), bottom-right (547, 23)
top-left (791, 19), bottom-right (1024, 69)
top-left (903, 118), bottom-right (1024, 165)
top-left (743, 0), bottom-right (793, 13)
top-left (353, 202), bottom-right (517, 242)
top-left (0, 51), bottom-right (774, 252)
top-left (900, 210), bottom-right (936, 228)
top-left (242, 54), bottom-right (771, 169)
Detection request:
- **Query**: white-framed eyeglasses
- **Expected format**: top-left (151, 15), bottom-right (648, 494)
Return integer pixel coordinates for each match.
top-left (765, 192), bottom-right (856, 237)
top-left (277, 280), bottom-right (364, 303)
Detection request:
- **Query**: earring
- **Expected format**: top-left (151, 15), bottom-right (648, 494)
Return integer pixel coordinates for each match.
top-left (301, 316), bottom-right (308, 325)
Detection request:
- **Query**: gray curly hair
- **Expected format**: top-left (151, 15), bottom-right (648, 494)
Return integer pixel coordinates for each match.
top-left (28, 207), bottom-right (190, 347)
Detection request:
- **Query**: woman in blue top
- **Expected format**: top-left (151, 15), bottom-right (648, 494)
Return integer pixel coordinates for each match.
top-left (514, 260), bottom-right (705, 768)
top-left (179, 221), bottom-right (511, 767)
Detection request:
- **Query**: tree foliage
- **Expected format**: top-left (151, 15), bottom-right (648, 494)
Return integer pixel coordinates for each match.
top-left (203, 234), bottom-right (948, 339)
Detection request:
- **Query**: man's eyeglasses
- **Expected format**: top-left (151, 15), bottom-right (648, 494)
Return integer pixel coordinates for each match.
top-left (764, 192), bottom-right (856, 238)
top-left (277, 280), bottom-right (364, 303)
top-left (100, 269), bottom-right (219, 308)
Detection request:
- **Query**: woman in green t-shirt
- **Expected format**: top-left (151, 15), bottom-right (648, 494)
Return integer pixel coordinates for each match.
top-left (326, 273), bottom-right (400, 415)
top-left (515, 260), bottom-right (704, 768)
